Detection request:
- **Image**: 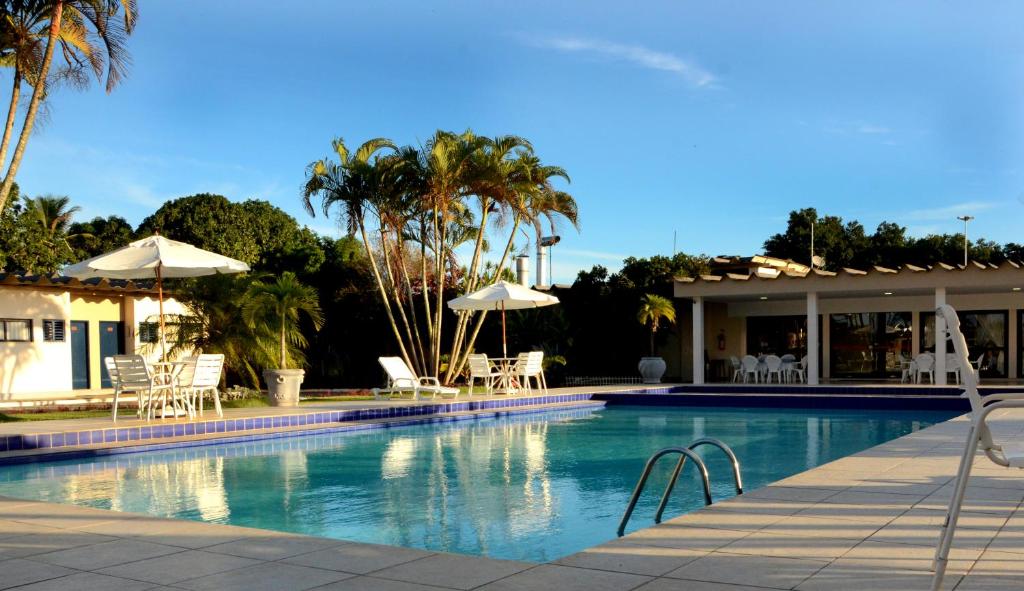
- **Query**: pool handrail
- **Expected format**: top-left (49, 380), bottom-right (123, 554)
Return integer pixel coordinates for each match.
top-left (654, 438), bottom-right (744, 524)
top-left (617, 446), bottom-right (712, 537)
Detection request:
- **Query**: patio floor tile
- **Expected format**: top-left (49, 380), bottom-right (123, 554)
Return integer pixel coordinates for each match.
top-left (96, 549), bottom-right (261, 584)
top-left (475, 564), bottom-right (651, 591)
top-left (175, 561), bottom-right (351, 591)
top-left (371, 553), bottom-right (533, 590)
top-left (30, 537), bottom-right (184, 570)
top-left (663, 552), bottom-right (827, 589)
top-left (554, 539), bottom-right (708, 576)
top-left (0, 557), bottom-right (77, 590)
top-left (283, 543), bottom-right (434, 575)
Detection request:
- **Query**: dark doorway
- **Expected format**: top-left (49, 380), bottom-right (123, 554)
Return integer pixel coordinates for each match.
top-left (99, 321), bottom-right (125, 388)
top-left (70, 321), bottom-right (89, 390)
top-left (830, 312), bottom-right (912, 379)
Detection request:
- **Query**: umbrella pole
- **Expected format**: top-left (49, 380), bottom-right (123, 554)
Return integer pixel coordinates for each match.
top-left (156, 263), bottom-right (166, 362)
top-left (501, 300), bottom-right (507, 358)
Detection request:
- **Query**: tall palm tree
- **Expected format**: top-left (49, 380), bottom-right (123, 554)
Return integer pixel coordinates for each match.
top-left (0, 0), bottom-right (138, 213)
top-left (243, 272), bottom-right (323, 370)
top-left (637, 294), bottom-right (676, 356)
top-left (23, 193), bottom-right (78, 237)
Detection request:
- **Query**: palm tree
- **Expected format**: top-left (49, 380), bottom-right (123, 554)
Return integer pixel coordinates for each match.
top-left (23, 193), bottom-right (78, 237)
top-left (637, 294), bottom-right (676, 356)
top-left (243, 272), bottom-right (323, 370)
top-left (0, 0), bottom-right (138, 213)
top-left (169, 274), bottom-right (269, 389)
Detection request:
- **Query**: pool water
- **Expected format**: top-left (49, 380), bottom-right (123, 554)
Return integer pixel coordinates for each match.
top-left (0, 405), bottom-right (955, 562)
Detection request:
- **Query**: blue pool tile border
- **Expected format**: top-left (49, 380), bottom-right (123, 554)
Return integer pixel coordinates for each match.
top-left (0, 400), bottom-right (606, 466)
top-left (0, 393), bottom-right (598, 456)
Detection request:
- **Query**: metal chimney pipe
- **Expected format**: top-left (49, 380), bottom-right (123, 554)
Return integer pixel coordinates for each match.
top-left (536, 245), bottom-right (548, 287)
top-left (515, 255), bottom-right (530, 286)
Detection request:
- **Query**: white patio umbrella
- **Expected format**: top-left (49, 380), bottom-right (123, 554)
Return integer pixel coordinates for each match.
top-left (64, 235), bottom-right (250, 359)
top-left (447, 280), bottom-right (559, 357)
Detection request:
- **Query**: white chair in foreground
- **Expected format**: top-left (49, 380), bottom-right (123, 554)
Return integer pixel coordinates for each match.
top-left (111, 355), bottom-right (177, 421)
top-left (373, 356), bottom-right (459, 400)
top-left (179, 354), bottom-right (225, 417)
top-left (516, 351), bottom-right (547, 394)
top-left (945, 353), bottom-right (962, 385)
top-left (105, 357), bottom-right (130, 422)
top-left (763, 355), bottom-right (783, 383)
top-left (729, 356), bottom-right (742, 382)
top-left (915, 352), bottom-right (935, 384)
top-left (740, 355), bottom-right (760, 383)
top-left (931, 304), bottom-right (1024, 590)
top-left (467, 354), bottom-right (502, 396)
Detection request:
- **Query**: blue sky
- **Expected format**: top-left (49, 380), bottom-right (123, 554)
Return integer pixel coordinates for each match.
top-left (9, 1), bottom-right (1024, 281)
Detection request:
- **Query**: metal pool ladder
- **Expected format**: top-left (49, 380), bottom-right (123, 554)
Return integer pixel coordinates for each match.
top-left (617, 438), bottom-right (743, 537)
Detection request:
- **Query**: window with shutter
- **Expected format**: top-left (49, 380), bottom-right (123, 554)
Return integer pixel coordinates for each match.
top-left (0, 319), bottom-right (32, 342)
top-left (43, 319), bottom-right (66, 342)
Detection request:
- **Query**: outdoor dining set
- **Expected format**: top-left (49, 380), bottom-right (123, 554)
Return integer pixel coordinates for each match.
top-left (729, 354), bottom-right (808, 383)
top-left (373, 351), bottom-right (548, 400)
top-left (105, 353), bottom-right (225, 422)
top-left (899, 351), bottom-right (986, 384)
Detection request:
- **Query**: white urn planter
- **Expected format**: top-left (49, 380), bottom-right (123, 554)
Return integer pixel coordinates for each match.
top-left (264, 369), bottom-right (305, 407)
top-left (638, 357), bottom-right (667, 384)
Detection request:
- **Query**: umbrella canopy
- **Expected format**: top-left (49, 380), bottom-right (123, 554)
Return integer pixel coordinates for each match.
top-left (447, 281), bottom-right (559, 311)
top-left (448, 281), bottom-right (559, 357)
top-left (64, 235), bottom-right (250, 360)
top-left (64, 235), bottom-right (250, 279)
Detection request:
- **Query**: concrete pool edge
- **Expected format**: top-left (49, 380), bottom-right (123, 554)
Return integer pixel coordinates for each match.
top-left (1, 408), bottom-right (1022, 590)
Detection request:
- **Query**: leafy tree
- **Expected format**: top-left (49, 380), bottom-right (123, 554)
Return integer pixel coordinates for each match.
top-left (68, 214), bottom-right (134, 259)
top-left (637, 293), bottom-right (676, 356)
top-left (0, 0), bottom-right (138, 212)
top-left (169, 274), bottom-right (267, 389)
top-left (764, 208), bottom-right (868, 270)
top-left (137, 193), bottom-right (325, 275)
top-left (243, 272), bottom-right (323, 370)
top-left (0, 188), bottom-right (75, 274)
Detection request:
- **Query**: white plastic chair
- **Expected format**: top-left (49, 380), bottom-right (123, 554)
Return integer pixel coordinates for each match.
top-left (105, 357), bottom-right (129, 422)
top-left (931, 304), bottom-right (1024, 589)
top-left (373, 356), bottom-right (459, 400)
top-left (515, 351), bottom-right (547, 394)
top-left (179, 354), bottom-right (224, 417)
top-left (900, 358), bottom-right (918, 384)
top-left (763, 355), bottom-right (783, 383)
top-left (729, 356), bottom-right (742, 383)
top-left (112, 355), bottom-right (176, 421)
top-left (915, 352), bottom-right (935, 384)
top-left (740, 355), bottom-right (760, 383)
top-left (467, 354), bottom-right (502, 396)
top-left (945, 353), bottom-right (961, 385)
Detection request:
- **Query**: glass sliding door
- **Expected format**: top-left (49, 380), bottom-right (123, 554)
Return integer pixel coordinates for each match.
top-left (922, 310), bottom-right (1008, 378)
top-left (830, 312), bottom-right (912, 379)
top-left (746, 315), bottom-right (808, 358)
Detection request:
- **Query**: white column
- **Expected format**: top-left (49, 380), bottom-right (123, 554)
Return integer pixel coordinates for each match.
top-left (692, 296), bottom-right (705, 385)
top-left (807, 292), bottom-right (819, 385)
top-left (935, 288), bottom-right (947, 385)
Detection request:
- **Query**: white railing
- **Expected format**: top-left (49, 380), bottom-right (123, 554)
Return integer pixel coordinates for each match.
top-left (564, 376), bottom-right (643, 386)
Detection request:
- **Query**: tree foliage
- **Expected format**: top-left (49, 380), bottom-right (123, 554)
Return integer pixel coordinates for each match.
top-left (137, 193), bottom-right (325, 275)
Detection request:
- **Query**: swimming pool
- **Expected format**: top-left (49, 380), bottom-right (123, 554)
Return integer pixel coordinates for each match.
top-left (0, 405), bottom-right (954, 561)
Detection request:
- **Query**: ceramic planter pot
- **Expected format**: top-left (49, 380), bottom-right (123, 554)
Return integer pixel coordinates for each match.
top-left (638, 357), bottom-right (667, 384)
top-left (264, 368), bottom-right (305, 407)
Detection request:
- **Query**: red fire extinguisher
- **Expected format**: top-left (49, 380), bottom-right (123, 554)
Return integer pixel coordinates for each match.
top-left (717, 330), bottom-right (726, 351)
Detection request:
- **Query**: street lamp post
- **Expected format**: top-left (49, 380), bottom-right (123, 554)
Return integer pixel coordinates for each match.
top-left (956, 215), bottom-right (974, 268)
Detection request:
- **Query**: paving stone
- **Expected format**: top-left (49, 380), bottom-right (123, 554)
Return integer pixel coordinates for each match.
top-left (371, 553), bottom-right (533, 590)
top-left (311, 577), bottom-right (455, 591)
top-left (0, 530), bottom-right (117, 558)
top-left (555, 539), bottom-right (708, 576)
top-left (0, 571), bottom-right (156, 591)
top-left (30, 538), bottom-right (184, 570)
top-left (663, 552), bottom-right (827, 589)
top-left (96, 549), bottom-right (261, 584)
top-left (475, 564), bottom-right (651, 591)
top-left (718, 531), bottom-right (859, 560)
top-left (620, 523), bottom-right (752, 551)
top-left (0, 557), bottom-right (77, 590)
top-left (203, 533), bottom-right (345, 560)
top-left (175, 561), bottom-right (351, 591)
top-left (633, 579), bottom-right (774, 591)
top-left (283, 542), bottom-right (434, 574)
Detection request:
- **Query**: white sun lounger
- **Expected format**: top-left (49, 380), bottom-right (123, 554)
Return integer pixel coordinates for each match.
top-left (372, 356), bottom-right (459, 400)
top-left (931, 304), bottom-right (1024, 589)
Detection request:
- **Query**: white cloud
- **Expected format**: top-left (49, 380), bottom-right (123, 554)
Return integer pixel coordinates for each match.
top-left (901, 200), bottom-right (999, 222)
top-left (557, 248), bottom-right (629, 262)
top-left (823, 120), bottom-right (892, 136)
top-left (524, 35), bottom-right (716, 88)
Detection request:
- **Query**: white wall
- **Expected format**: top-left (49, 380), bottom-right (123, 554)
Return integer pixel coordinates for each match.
top-left (0, 288), bottom-right (72, 397)
top-left (129, 296), bottom-right (189, 362)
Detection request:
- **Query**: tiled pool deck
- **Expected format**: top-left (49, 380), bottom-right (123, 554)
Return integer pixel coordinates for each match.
top-left (0, 390), bottom-right (1022, 589)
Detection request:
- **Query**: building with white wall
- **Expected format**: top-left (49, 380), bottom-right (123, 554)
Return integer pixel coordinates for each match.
top-left (0, 274), bottom-right (187, 401)
top-left (673, 257), bottom-right (1024, 384)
